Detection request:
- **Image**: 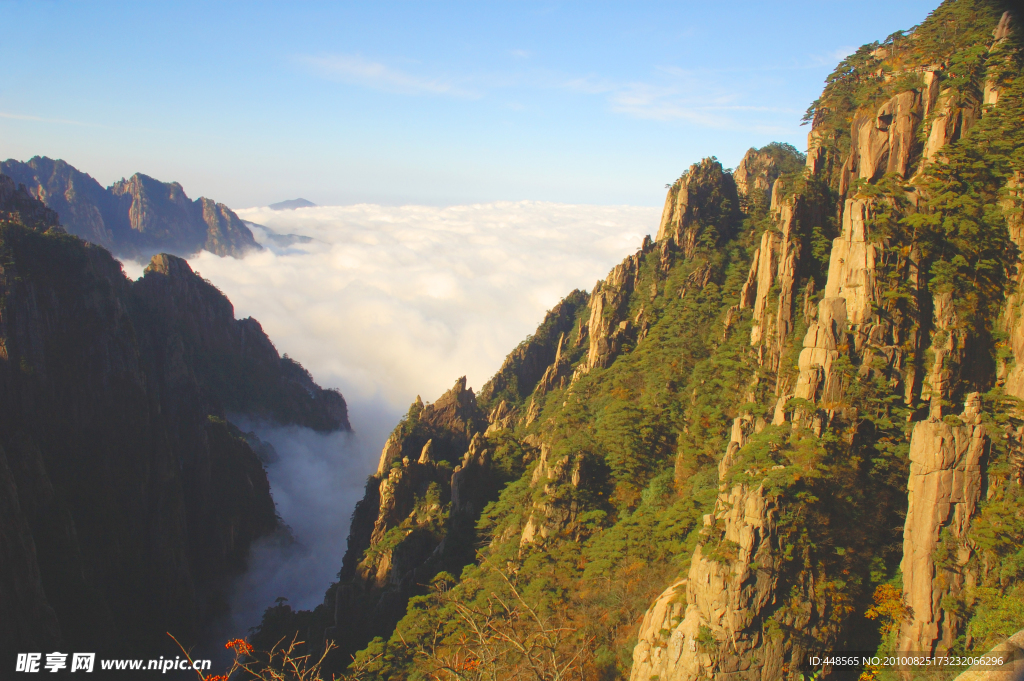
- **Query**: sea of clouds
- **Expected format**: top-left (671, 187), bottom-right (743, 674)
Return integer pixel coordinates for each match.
top-left (126, 200), bottom-right (660, 632)
top-left (210, 201), bottom-right (657, 410)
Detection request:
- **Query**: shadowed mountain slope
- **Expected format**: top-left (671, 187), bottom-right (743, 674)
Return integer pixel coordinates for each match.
top-left (0, 174), bottom-right (348, 667)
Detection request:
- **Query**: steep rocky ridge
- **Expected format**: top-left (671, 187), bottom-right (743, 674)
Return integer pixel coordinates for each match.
top-left (478, 290), bottom-right (589, 408)
top-left (250, 375), bottom-right (499, 661)
top-left (580, 240), bottom-right (657, 373)
top-left (629, 3), bottom-right (1024, 678)
top-left (133, 254), bottom-right (349, 432)
top-left (0, 186), bottom-right (347, 666)
top-left (254, 153), bottom-right (754, 676)
top-left (1, 157), bottom-right (260, 259)
top-left (255, 2), bottom-right (1024, 679)
top-left (656, 157), bottom-right (740, 258)
top-left (733, 142), bottom-right (807, 213)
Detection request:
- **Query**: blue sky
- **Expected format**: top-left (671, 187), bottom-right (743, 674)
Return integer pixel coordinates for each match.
top-left (1, 0), bottom-right (940, 208)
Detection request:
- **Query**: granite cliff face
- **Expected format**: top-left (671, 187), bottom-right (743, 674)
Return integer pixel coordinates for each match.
top-left (0, 182), bottom-right (347, 665)
top-left (899, 395), bottom-right (987, 656)
top-left (329, 378), bottom-right (488, 654)
top-left (629, 4), bottom-right (1024, 678)
top-left (255, 2), bottom-right (1024, 679)
top-left (0, 157), bottom-right (260, 259)
top-left (655, 158), bottom-right (740, 258)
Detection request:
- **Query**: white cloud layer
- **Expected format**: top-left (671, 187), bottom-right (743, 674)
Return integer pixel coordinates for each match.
top-left (170, 201), bottom-right (658, 411)
top-left (125, 200), bottom-right (658, 633)
top-left (221, 407), bottom-right (397, 626)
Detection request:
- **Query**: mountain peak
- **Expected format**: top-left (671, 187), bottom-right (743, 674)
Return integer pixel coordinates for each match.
top-left (0, 156), bottom-right (260, 260)
top-left (269, 198), bottom-right (316, 210)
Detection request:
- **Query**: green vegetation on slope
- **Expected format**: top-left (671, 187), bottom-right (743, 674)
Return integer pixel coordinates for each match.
top-left (251, 2), bottom-right (1024, 679)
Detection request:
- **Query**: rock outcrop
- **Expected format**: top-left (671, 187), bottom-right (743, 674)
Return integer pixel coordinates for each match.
top-left (656, 158), bottom-right (739, 257)
top-left (838, 91), bottom-right (923, 194)
top-left (581, 244), bottom-right (651, 371)
top-left (735, 150), bottom-right (823, 376)
top-left (631, 474), bottom-right (803, 681)
top-left (733, 143), bottom-right (805, 212)
top-left (519, 443), bottom-right (585, 545)
top-left (824, 199), bottom-right (878, 325)
top-left (0, 175), bottom-right (62, 231)
top-left (899, 394), bottom-right (988, 655)
top-left (733, 148), bottom-right (781, 206)
top-left (922, 90), bottom-right (979, 168)
top-left (790, 197), bottom-right (883, 409)
top-left (373, 378), bottom-right (480, 475)
top-left (998, 171), bottom-right (1024, 399)
top-left (1, 157), bottom-right (260, 259)
top-left (325, 378), bottom-right (490, 659)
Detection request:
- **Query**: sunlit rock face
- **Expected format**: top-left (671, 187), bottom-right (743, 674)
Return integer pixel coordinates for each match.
top-left (899, 395), bottom-right (986, 655)
top-left (627, 7), bottom-right (1022, 680)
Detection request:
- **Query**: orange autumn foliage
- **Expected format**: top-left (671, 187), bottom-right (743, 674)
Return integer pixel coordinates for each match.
top-left (864, 583), bottom-right (908, 639)
top-left (225, 638), bottom-right (254, 656)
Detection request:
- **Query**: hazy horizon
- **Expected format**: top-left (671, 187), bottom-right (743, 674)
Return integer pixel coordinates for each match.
top-left (1, 1), bottom-right (939, 210)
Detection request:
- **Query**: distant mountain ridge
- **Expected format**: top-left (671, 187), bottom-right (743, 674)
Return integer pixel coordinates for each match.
top-left (269, 198), bottom-right (316, 210)
top-left (0, 156), bottom-right (261, 260)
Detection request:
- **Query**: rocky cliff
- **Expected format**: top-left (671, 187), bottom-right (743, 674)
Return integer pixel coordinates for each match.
top-left (0, 178), bottom-right (347, 666)
top-left (628, 3), bottom-right (1024, 678)
top-left (255, 2), bottom-right (1024, 679)
top-left (0, 156), bottom-right (260, 259)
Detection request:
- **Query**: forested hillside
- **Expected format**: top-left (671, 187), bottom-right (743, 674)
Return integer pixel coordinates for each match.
top-left (256, 1), bottom-right (1024, 679)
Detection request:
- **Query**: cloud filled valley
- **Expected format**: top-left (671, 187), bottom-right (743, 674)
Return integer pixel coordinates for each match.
top-left (124, 199), bottom-right (660, 631)
top-left (9, 3), bottom-right (1024, 675)
top-left (128, 200), bottom-right (658, 412)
